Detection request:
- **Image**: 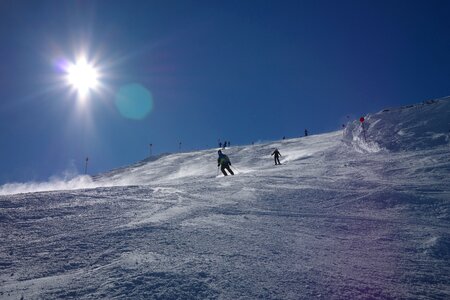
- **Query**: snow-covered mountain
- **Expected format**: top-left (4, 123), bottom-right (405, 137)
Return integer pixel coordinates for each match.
top-left (1, 97), bottom-right (449, 299)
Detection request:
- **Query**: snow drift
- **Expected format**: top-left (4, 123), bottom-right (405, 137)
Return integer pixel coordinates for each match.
top-left (343, 97), bottom-right (450, 152)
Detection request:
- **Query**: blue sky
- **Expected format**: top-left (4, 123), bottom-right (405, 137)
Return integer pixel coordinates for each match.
top-left (0, 0), bottom-right (449, 184)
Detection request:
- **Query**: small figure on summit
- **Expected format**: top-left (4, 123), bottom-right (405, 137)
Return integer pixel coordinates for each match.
top-left (217, 150), bottom-right (234, 176)
top-left (271, 148), bottom-right (282, 165)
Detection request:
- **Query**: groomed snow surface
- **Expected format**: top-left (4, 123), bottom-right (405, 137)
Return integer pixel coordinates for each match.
top-left (1, 98), bottom-right (449, 299)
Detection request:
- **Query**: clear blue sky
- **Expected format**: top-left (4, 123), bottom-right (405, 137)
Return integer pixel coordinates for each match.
top-left (0, 0), bottom-right (449, 184)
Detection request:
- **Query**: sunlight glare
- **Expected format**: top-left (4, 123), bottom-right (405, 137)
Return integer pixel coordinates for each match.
top-left (66, 58), bottom-right (99, 96)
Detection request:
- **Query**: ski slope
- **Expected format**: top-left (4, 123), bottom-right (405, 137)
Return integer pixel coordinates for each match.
top-left (0, 98), bottom-right (449, 299)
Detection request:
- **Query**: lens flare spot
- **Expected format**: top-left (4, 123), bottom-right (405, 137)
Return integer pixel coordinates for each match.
top-left (115, 83), bottom-right (153, 120)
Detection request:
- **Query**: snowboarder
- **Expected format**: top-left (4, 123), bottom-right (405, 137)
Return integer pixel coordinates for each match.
top-left (217, 150), bottom-right (234, 176)
top-left (271, 148), bottom-right (281, 165)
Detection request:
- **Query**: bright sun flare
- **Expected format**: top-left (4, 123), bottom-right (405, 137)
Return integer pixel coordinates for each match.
top-left (66, 58), bottom-right (99, 96)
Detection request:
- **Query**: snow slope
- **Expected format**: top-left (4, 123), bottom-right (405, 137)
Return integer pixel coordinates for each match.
top-left (0, 98), bottom-right (449, 299)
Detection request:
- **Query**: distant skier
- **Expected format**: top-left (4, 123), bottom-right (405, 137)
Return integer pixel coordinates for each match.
top-left (304, 129), bottom-right (308, 137)
top-left (217, 150), bottom-right (234, 176)
top-left (271, 148), bottom-right (281, 165)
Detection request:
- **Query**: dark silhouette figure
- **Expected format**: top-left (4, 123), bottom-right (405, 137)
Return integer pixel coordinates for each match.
top-left (217, 150), bottom-right (234, 176)
top-left (271, 149), bottom-right (281, 165)
top-left (218, 142), bottom-right (222, 148)
top-left (304, 129), bottom-right (308, 137)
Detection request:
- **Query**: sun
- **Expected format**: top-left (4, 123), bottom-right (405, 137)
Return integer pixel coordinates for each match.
top-left (66, 57), bottom-right (99, 96)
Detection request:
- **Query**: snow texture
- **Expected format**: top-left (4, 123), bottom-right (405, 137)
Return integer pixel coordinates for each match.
top-left (1, 97), bottom-right (449, 299)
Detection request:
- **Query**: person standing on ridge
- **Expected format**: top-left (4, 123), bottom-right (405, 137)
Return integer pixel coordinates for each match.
top-left (217, 150), bottom-right (234, 176)
top-left (271, 148), bottom-right (281, 165)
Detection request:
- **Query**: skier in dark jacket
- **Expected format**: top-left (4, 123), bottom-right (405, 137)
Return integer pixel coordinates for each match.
top-left (271, 148), bottom-right (281, 165)
top-left (217, 150), bottom-right (234, 176)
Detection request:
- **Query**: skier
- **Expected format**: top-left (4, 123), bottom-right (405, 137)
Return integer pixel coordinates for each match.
top-left (217, 150), bottom-right (234, 176)
top-left (304, 129), bottom-right (308, 137)
top-left (271, 148), bottom-right (281, 165)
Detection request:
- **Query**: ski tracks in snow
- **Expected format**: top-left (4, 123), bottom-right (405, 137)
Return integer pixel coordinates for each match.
top-left (1, 103), bottom-right (450, 299)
